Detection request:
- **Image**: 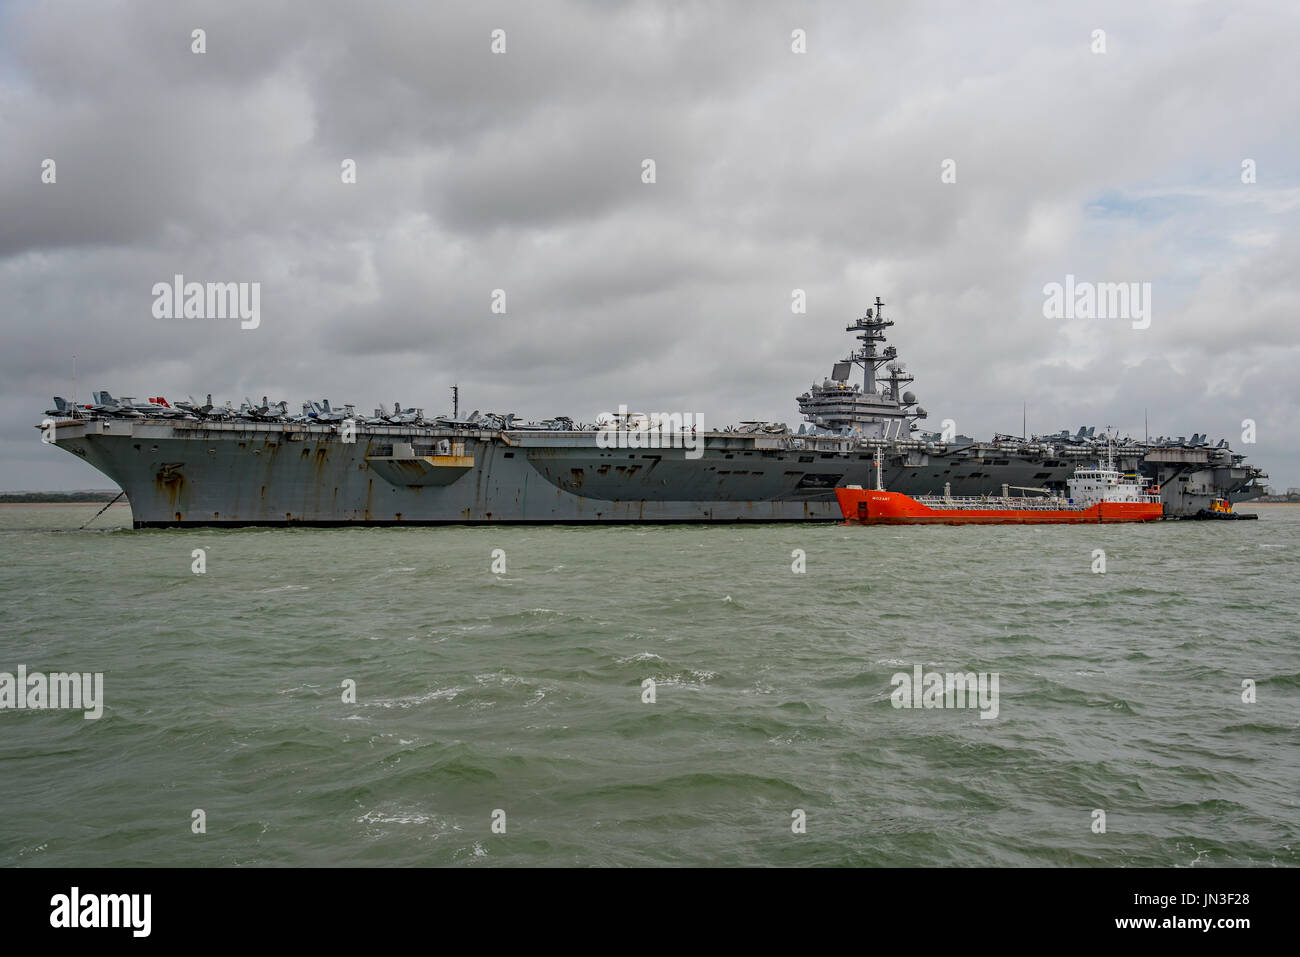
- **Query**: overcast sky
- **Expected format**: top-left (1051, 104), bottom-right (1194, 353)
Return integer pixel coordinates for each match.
top-left (2, 0), bottom-right (1296, 490)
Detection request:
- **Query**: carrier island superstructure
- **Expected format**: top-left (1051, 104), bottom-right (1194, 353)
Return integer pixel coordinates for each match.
top-left (40, 298), bottom-right (1266, 526)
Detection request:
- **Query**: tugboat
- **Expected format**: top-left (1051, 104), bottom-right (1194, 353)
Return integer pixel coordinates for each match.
top-left (837, 443), bottom-right (1164, 525)
top-left (1187, 497), bottom-right (1258, 521)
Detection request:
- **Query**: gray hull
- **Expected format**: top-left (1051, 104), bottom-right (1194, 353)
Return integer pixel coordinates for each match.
top-left (51, 418), bottom-right (1264, 525)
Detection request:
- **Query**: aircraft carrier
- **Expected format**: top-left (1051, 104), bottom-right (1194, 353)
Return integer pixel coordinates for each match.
top-left (39, 297), bottom-right (1266, 526)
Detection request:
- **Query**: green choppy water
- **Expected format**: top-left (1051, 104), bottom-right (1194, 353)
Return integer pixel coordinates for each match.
top-left (0, 503), bottom-right (1296, 867)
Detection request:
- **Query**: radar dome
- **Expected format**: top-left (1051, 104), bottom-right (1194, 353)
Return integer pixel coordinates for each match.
top-left (902, 391), bottom-right (917, 404)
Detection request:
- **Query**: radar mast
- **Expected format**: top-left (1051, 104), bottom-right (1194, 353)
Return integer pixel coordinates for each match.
top-left (795, 296), bottom-right (926, 439)
top-left (845, 296), bottom-right (892, 394)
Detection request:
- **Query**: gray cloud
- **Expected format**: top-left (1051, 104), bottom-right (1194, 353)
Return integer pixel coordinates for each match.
top-left (1, 0), bottom-right (1296, 490)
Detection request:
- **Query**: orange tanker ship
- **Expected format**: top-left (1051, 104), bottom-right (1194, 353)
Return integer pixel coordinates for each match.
top-left (837, 454), bottom-right (1164, 526)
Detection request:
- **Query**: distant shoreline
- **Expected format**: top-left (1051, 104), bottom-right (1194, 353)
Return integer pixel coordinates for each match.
top-left (0, 492), bottom-right (121, 503)
top-left (0, 501), bottom-right (129, 508)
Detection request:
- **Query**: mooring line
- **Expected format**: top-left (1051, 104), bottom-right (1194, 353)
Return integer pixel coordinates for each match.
top-left (80, 491), bottom-right (125, 529)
